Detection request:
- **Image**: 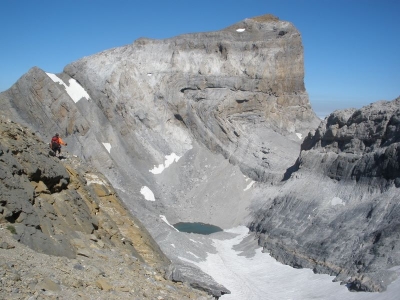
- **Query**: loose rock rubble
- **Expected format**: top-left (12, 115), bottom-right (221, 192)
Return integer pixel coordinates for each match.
top-left (0, 226), bottom-right (211, 300)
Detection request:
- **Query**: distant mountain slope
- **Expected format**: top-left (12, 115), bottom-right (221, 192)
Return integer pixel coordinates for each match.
top-left (249, 97), bottom-right (400, 292)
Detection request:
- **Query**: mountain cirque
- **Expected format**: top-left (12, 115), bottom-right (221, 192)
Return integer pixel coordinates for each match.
top-left (0, 13), bottom-right (399, 297)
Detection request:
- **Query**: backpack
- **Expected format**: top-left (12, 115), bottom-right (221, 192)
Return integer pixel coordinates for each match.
top-left (51, 136), bottom-right (60, 149)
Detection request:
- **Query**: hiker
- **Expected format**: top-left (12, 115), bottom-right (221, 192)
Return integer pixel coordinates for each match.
top-left (50, 133), bottom-right (67, 157)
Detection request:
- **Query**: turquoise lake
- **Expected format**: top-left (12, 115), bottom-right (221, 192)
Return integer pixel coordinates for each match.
top-left (173, 222), bottom-right (223, 235)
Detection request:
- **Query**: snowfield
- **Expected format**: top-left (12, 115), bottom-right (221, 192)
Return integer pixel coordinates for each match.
top-left (180, 226), bottom-right (400, 300)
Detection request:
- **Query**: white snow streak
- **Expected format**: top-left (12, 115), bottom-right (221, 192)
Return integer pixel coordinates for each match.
top-left (140, 186), bottom-right (155, 201)
top-left (296, 132), bottom-right (303, 139)
top-left (190, 239), bottom-right (203, 244)
top-left (46, 73), bottom-right (90, 103)
top-left (160, 215), bottom-right (179, 231)
top-left (187, 251), bottom-right (200, 259)
top-left (236, 28), bottom-right (245, 32)
top-left (244, 181), bottom-right (255, 191)
top-left (331, 197), bottom-right (345, 206)
top-left (150, 153), bottom-right (181, 174)
top-left (102, 143), bottom-right (111, 153)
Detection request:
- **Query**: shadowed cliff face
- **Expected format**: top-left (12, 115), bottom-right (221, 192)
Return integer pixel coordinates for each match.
top-left (249, 97), bottom-right (400, 292)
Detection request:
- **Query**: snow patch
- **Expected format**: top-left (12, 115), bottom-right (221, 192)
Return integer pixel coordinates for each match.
top-left (236, 28), bottom-right (245, 32)
top-left (150, 153), bottom-right (181, 174)
top-left (244, 181), bottom-right (255, 191)
top-left (190, 239), bottom-right (203, 244)
top-left (46, 73), bottom-right (90, 103)
top-left (331, 197), bottom-right (345, 206)
top-left (171, 244), bottom-right (175, 248)
top-left (178, 226), bottom-right (398, 300)
top-left (147, 73), bottom-right (152, 76)
top-left (102, 143), bottom-right (111, 153)
top-left (296, 132), bottom-right (303, 139)
top-left (140, 186), bottom-right (155, 201)
top-left (187, 251), bottom-right (200, 259)
top-left (160, 215), bottom-right (179, 231)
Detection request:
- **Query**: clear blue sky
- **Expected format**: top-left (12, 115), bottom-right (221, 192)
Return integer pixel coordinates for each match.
top-left (1, 0), bottom-right (399, 117)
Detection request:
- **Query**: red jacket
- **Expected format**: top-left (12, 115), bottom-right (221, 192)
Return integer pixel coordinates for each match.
top-left (51, 136), bottom-right (67, 146)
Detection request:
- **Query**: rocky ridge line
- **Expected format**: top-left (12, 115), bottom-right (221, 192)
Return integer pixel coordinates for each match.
top-left (0, 118), bottom-right (214, 299)
top-left (249, 97), bottom-right (400, 292)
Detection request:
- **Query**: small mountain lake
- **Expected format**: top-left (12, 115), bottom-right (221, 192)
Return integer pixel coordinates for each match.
top-left (173, 222), bottom-right (223, 235)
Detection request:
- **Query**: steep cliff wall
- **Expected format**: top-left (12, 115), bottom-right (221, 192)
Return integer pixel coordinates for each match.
top-left (63, 15), bottom-right (318, 182)
top-left (249, 97), bottom-right (400, 292)
top-left (0, 15), bottom-right (319, 232)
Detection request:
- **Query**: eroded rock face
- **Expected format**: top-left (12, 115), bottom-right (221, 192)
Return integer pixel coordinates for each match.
top-left (249, 97), bottom-right (400, 292)
top-left (0, 118), bottom-right (226, 298)
top-left (0, 15), bottom-right (319, 237)
top-left (301, 99), bottom-right (400, 186)
top-left (63, 15), bottom-right (318, 181)
top-left (0, 117), bottom-right (169, 265)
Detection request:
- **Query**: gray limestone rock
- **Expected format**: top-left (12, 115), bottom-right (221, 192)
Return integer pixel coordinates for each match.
top-left (3, 13), bottom-right (398, 297)
top-left (249, 97), bottom-right (400, 292)
top-left (0, 17), bottom-right (320, 296)
top-left (166, 263), bottom-right (230, 298)
top-left (0, 118), bottom-right (170, 269)
top-left (0, 16), bottom-right (318, 239)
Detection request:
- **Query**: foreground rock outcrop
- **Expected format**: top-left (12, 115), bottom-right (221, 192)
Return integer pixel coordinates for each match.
top-left (249, 97), bottom-right (400, 292)
top-left (0, 118), bottom-right (212, 299)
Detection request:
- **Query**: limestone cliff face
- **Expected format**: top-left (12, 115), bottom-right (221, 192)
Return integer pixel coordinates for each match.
top-left (0, 15), bottom-right (319, 234)
top-left (63, 15), bottom-right (318, 181)
top-left (301, 98), bottom-right (400, 185)
top-left (249, 97), bottom-right (400, 292)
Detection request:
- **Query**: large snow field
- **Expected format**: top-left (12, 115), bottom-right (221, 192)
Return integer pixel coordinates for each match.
top-left (181, 226), bottom-right (400, 300)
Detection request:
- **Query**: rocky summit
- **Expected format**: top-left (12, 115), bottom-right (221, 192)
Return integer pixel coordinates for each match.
top-left (0, 14), bottom-right (399, 298)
